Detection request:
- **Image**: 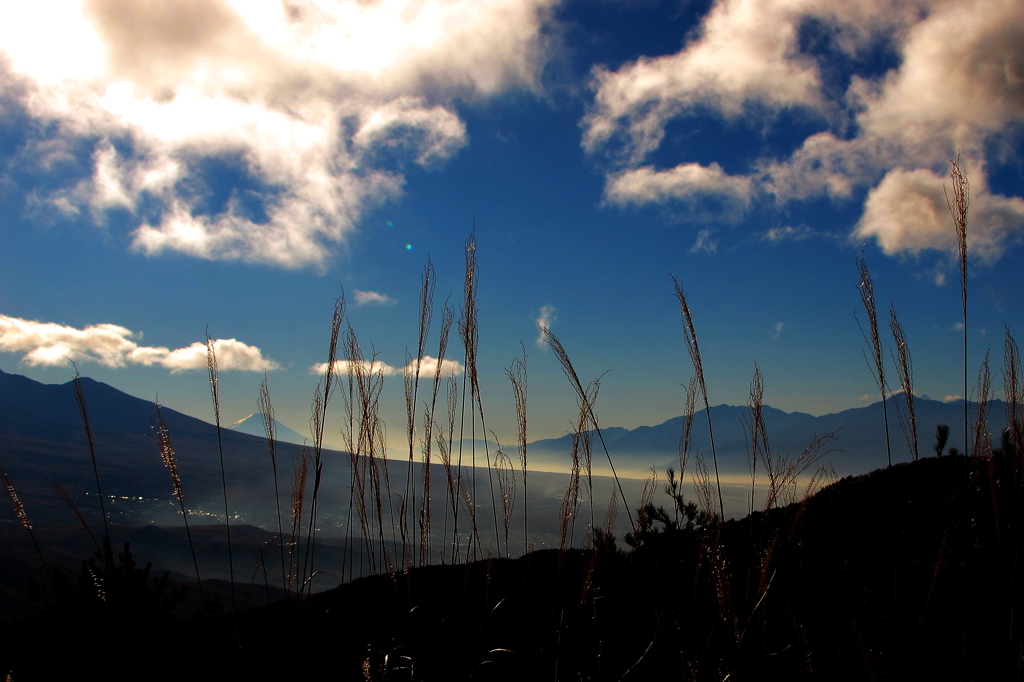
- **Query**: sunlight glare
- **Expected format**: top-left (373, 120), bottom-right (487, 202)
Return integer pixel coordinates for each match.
top-left (0, 0), bottom-right (105, 83)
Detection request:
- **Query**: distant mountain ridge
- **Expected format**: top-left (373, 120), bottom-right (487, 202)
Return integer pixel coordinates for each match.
top-left (524, 395), bottom-right (1007, 476)
top-left (0, 368), bottom-right (1008, 500)
top-left (0, 367), bottom-right (317, 525)
top-left (229, 413), bottom-right (307, 445)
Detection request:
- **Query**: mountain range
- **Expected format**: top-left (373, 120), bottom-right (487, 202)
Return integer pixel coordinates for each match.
top-left (0, 368), bottom-right (1008, 524)
top-left (515, 395), bottom-right (1007, 478)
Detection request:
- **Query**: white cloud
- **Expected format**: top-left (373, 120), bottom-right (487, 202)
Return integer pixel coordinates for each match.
top-left (604, 162), bottom-right (753, 210)
top-left (583, 0), bottom-right (1024, 261)
top-left (311, 359), bottom-right (398, 376)
top-left (402, 355), bottom-right (463, 378)
top-left (535, 305), bottom-right (556, 348)
top-left (853, 166), bottom-right (1024, 262)
top-left (0, 0), bottom-right (555, 268)
top-left (0, 314), bottom-right (278, 372)
top-left (944, 394), bottom-right (964, 402)
top-left (690, 229), bottom-right (718, 254)
top-left (769, 322), bottom-right (785, 339)
top-left (353, 290), bottom-right (397, 307)
top-left (311, 355), bottom-right (462, 378)
top-left (582, 0), bottom-right (824, 162)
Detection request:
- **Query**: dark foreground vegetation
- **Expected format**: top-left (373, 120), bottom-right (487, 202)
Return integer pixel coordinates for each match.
top-left (3, 453), bottom-right (1023, 681)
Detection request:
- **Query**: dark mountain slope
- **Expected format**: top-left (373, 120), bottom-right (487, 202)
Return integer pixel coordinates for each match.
top-left (6, 453), bottom-right (1017, 680)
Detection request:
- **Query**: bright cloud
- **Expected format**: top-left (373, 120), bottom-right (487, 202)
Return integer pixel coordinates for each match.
top-left (582, 0), bottom-right (824, 162)
top-left (403, 355), bottom-right (463, 378)
top-left (311, 359), bottom-right (398, 376)
top-left (604, 163), bottom-right (753, 212)
top-left (353, 290), bottom-right (397, 307)
top-left (0, 314), bottom-right (278, 372)
top-left (769, 322), bottom-right (785, 339)
top-left (311, 355), bottom-right (462, 378)
top-left (0, 0), bottom-right (555, 269)
top-left (584, 0), bottom-right (1024, 261)
top-left (853, 166), bottom-right (1024, 263)
top-left (535, 305), bottom-right (557, 348)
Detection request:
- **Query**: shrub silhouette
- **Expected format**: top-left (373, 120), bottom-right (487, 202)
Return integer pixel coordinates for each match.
top-left (28, 536), bottom-right (185, 622)
top-left (934, 423), bottom-right (951, 457)
top-left (624, 467), bottom-right (709, 549)
top-left (14, 537), bottom-right (188, 679)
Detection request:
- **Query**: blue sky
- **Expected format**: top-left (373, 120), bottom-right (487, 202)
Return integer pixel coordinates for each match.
top-left (0, 0), bottom-right (1022, 455)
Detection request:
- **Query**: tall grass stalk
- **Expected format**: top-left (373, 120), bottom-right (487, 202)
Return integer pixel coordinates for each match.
top-left (343, 326), bottom-right (393, 574)
top-left (672, 276), bottom-right (724, 520)
top-left (890, 305), bottom-right (919, 461)
top-left (679, 374), bottom-right (698, 489)
top-left (457, 230), bottom-right (500, 557)
top-left (0, 462), bottom-right (50, 582)
top-left (1005, 329), bottom-right (1023, 457)
top-left (439, 375), bottom-right (463, 563)
top-left (856, 254), bottom-right (903, 673)
top-left (242, 535), bottom-right (277, 608)
top-left (405, 259), bottom-right (435, 567)
top-left (1006, 328), bottom-right (1024, 667)
top-left (419, 302), bottom-right (453, 566)
top-left (972, 352), bottom-right (993, 458)
top-left (258, 376), bottom-right (289, 598)
top-left (543, 327), bottom-right (635, 535)
top-left (945, 155), bottom-right (970, 679)
top-left (692, 454), bottom-right (714, 522)
top-left (506, 346), bottom-right (529, 554)
top-left (856, 252), bottom-right (893, 468)
top-left (560, 390), bottom-right (592, 555)
top-left (765, 430), bottom-right (838, 509)
top-left (746, 366), bottom-right (769, 513)
top-left (493, 439), bottom-right (516, 558)
top-left (289, 446), bottom-right (311, 591)
top-left (153, 403), bottom-right (205, 605)
top-left (340, 328), bottom-right (369, 577)
top-left (72, 367), bottom-right (109, 539)
top-left (946, 155), bottom-right (970, 460)
top-left (205, 334), bottom-right (236, 610)
top-left (51, 480), bottom-right (99, 552)
top-left (301, 294), bottom-right (344, 594)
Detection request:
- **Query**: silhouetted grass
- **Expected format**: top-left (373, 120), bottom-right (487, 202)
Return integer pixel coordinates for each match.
top-left (5, 196), bottom-right (1024, 680)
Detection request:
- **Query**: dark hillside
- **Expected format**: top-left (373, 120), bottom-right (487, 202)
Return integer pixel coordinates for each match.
top-left (3, 453), bottom-right (1021, 680)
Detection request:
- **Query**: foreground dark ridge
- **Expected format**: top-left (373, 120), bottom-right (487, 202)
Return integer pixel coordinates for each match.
top-left (3, 454), bottom-right (1021, 680)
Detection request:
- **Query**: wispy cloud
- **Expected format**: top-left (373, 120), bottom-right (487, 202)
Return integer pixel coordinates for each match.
top-left (762, 225), bottom-right (815, 244)
top-left (353, 290), bottom-right (397, 307)
top-left (0, 314), bottom-right (278, 372)
top-left (690, 229), bottom-right (717, 254)
top-left (535, 305), bottom-right (557, 348)
top-left (0, 0), bottom-right (556, 269)
top-left (769, 322), bottom-right (784, 339)
top-left (583, 0), bottom-right (1024, 261)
